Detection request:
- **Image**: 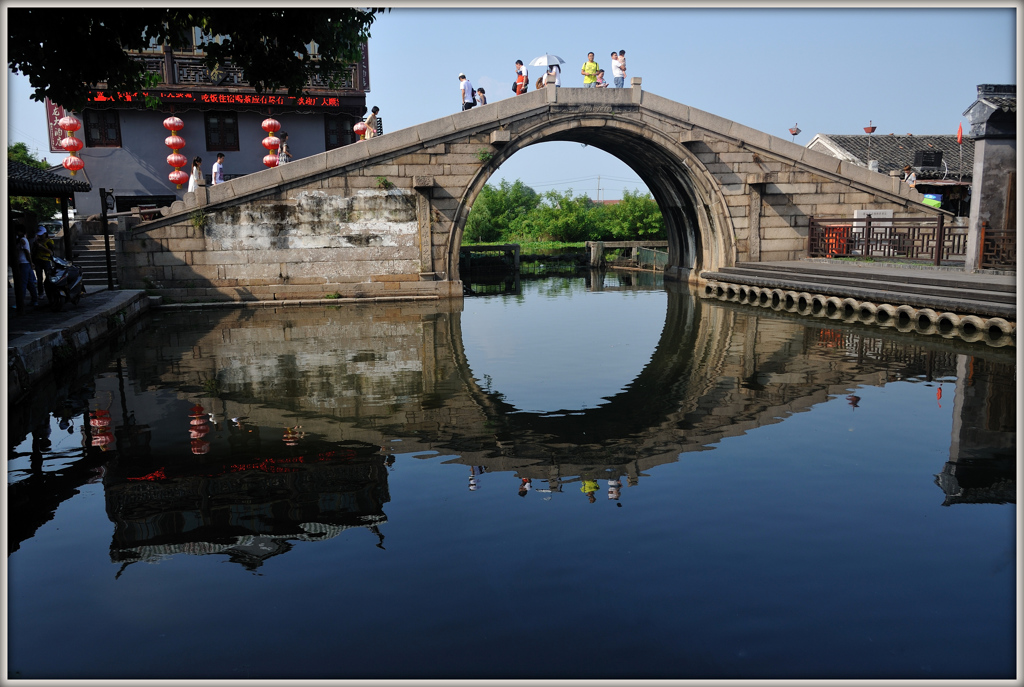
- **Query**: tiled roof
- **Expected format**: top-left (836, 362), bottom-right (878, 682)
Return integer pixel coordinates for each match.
top-left (980, 95), bottom-right (1016, 113)
top-left (808, 134), bottom-right (974, 181)
top-left (8, 160), bottom-right (92, 196)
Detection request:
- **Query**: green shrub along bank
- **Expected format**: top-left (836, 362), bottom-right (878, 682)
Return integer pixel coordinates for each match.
top-left (463, 179), bottom-right (665, 244)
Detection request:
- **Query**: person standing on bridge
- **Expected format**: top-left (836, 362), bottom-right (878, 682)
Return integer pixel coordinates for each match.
top-left (581, 52), bottom-right (599, 87)
top-left (611, 51), bottom-right (625, 88)
top-left (364, 107), bottom-right (379, 139)
top-left (459, 73), bottom-right (476, 110)
top-left (515, 59), bottom-right (529, 95)
top-left (902, 165), bottom-right (917, 189)
top-left (187, 156), bottom-right (203, 192)
top-left (476, 87), bottom-right (487, 105)
top-left (211, 153), bottom-right (225, 185)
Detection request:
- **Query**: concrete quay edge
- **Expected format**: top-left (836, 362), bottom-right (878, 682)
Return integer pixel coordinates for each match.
top-left (7, 290), bottom-right (152, 405)
top-left (700, 271), bottom-right (1017, 320)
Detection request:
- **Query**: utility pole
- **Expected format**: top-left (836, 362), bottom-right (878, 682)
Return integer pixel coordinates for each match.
top-left (597, 175), bottom-right (601, 202)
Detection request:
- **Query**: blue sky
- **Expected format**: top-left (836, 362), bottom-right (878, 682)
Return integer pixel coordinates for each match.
top-left (6, 6), bottom-right (1017, 200)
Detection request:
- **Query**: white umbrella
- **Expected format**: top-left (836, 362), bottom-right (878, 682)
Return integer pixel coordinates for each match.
top-left (529, 53), bottom-right (565, 67)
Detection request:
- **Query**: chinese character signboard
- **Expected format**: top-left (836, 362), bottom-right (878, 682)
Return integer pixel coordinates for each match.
top-left (45, 98), bottom-right (70, 153)
top-left (85, 90), bottom-right (354, 109)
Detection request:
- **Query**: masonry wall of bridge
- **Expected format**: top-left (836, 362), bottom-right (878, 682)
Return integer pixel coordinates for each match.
top-left (117, 85), bottom-right (939, 302)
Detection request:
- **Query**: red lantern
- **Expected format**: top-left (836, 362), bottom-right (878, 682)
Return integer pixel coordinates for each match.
top-left (163, 116), bottom-right (184, 132)
top-left (58, 115), bottom-right (81, 133)
top-left (62, 156), bottom-right (85, 174)
top-left (191, 439), bottom-right (211, 455)
top-left (58, 114), bottom-right (84, 176)
top-left (353, 121), bottom-right (368, 139)
top-left (261, 118), bottom-right (281, 167)
top-left (60, 136), bottom-right (83, 153)
top-left (163, 117), bottom-right (187, 189)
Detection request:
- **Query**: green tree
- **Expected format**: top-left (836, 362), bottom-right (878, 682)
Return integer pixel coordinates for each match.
top-left (464, 179), bottom-right (540, 243)
top-left (8, 9), bottom-right (386, 111)
top-left (534, 189), bottom-right (601, 242)
top-left (606, 189), bottom-right (666, 239)
top-left (8, 143), bottom-right (57, 222)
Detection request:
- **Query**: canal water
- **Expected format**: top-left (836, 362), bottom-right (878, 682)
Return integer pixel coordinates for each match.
top-left (7, 271), bottom-right (1016, 680)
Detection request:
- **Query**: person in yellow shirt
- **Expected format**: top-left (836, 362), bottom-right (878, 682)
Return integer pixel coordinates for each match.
top-left (580, 52), bottom-right (599, 87)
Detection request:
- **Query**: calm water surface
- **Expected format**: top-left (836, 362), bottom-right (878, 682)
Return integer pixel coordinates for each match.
top-left (7, 271), bottom-right (1017, 680)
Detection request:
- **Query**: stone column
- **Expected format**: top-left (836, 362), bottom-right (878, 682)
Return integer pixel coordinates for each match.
top-left (414, 176), bottom-right (435, 278)
top-left (748, 184), bottom-right (763, 262)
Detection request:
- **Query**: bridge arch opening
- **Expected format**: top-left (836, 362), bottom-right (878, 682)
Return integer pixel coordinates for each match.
top-left (446, 113), bottom-right (736, 283)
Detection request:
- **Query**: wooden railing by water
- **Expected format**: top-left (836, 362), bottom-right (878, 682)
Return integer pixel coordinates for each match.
top-left (807, 215), bottom-right (966, 266)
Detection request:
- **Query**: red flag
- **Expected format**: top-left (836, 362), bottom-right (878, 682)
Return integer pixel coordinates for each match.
top-left (957, 122), bottom-right (963, 145)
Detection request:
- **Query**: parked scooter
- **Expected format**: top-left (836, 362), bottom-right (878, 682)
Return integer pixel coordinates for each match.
top-left (43, 255), bottom-right (86, 312)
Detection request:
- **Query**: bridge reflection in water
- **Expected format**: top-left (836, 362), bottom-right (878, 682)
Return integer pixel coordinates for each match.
top-left (8, 280), bottom-right (1015, 567)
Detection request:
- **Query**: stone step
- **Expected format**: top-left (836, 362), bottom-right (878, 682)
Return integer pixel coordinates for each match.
top-left (713, 266), bottom-right (1016, 304)
top-left (721, 262), bottom-right (1017, 293)
top-left (701, 271), bottom-right (1016, 319)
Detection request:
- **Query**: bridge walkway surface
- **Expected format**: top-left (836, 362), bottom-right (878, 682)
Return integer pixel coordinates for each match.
top-left (701, 260), bottom-right (1017, 320)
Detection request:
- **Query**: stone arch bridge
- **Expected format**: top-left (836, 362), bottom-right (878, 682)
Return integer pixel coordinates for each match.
top-left (121, 83), bottom-right (939, 302)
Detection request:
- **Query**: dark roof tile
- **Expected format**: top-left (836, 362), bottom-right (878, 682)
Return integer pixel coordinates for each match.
top-left (8, 160), bottom-right (92, 196)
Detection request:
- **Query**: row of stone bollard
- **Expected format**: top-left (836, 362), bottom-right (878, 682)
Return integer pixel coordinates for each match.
top-left (701, 281), bottom-right (1016, 348)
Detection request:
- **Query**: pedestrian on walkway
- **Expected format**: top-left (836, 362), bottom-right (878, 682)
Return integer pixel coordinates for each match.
top-left (187, 156), bottom-right (203, 193)
top-left (211, 153), bottom-right (225, 185)
top-left (581, 52), bottom-right (599, 87)
top-left (14, 225), bottom-right (39, 310)
top-left (364, 107), bottom-right (379, 138)
top-left (278, 132), bottom-right (292, 162)
top-left (459, 74), bottom-right (476, 110)
top-left (476, 88), bottom-right (487, 105)
top-left (595, 69), bottom-right (609, 88)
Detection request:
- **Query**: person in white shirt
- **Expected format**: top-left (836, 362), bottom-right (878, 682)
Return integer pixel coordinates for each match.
top-left (547, 63), bottom-right (561, 87)
top-left (515, 59), bottom-right (528, 94)
top-left (610, 51), bottom-right (625, 88)
top-left (459, 73), bottom-right (476, 110)
top-left (211, 153), bottom-right (225, 185)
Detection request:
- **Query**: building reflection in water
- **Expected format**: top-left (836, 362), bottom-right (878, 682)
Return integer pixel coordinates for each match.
top-left (7, 284), bottom-right (1015, 569)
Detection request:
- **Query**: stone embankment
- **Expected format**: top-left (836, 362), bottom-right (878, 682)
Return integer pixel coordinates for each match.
top-left (700, 260), bottom-right (1016, 347)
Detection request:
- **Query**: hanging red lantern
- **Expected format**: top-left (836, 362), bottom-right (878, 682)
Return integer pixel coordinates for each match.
top-left (191, 439), bottom-right (211, 455)
top-left (58, 114), bottom-right (84, 176)
top-left (60, 136), bottom-right (84, 153)
top-left (62, 156), bottom-right (85, 174)
top-left (168, 170), bottom-right (190, 186)
top-left (261, 117), bottom-right (281, 167)
top-left (353, 121), bottom-right (367, 139)
top-left (163, 116), bottom-right (187, 189)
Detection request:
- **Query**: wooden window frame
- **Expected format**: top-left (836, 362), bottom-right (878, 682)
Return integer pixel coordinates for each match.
top-left (204, 111), bottom-right (239, 151)
top-left (83, 109), bottom-right (122, 147)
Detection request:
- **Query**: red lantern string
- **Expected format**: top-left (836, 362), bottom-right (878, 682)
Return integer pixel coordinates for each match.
top-left (163, 116), bottom-right (187, 188)
top-left (58, 115), bottom-right (84, 176)
top-left (261, 117), bottom-right (281, 168)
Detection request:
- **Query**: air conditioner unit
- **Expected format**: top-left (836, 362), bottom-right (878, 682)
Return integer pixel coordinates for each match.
top-left (913, 150), bottom-right (942, 169)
